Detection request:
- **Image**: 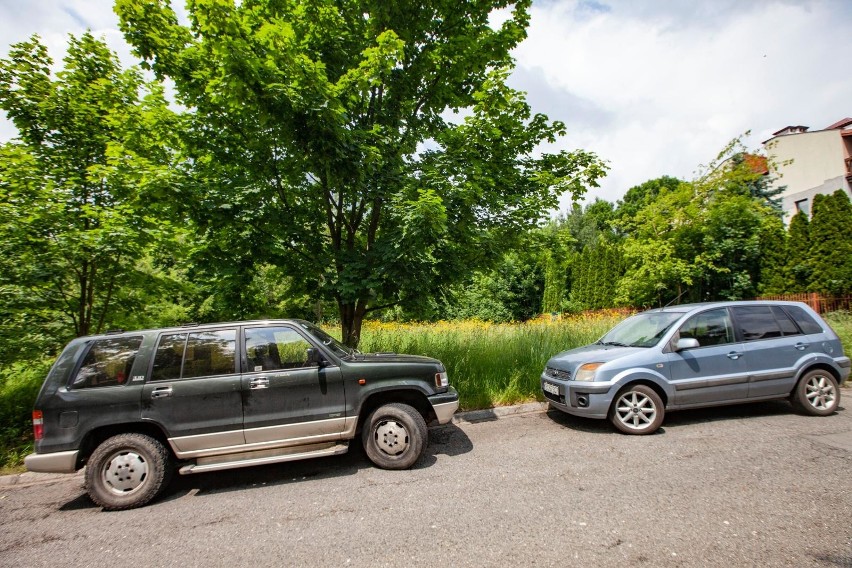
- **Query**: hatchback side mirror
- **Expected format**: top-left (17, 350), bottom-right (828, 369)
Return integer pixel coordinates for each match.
top-left (675, 337), bottom-right (700, 351)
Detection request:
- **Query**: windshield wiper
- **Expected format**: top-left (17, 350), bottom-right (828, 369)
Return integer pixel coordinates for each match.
top-left (598, 341), bottom-right (630, 347)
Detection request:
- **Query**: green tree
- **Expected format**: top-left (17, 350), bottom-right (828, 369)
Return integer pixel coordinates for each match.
top-left (808, 190), bottom-right (852, 295)
top-left (0, 33), bottom-right (179, 360)
top-left (115, 0), bottom-right (606, 346)
top-left (615, 138), bottom-right (782, 307)
top-left (785, 211), bottom-right (811, 293)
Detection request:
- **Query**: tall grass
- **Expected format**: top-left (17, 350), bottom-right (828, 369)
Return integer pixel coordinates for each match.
top-left (358, 313), bottom-right (624, 410)
top-left (823, 311), bottom-right (852, 356)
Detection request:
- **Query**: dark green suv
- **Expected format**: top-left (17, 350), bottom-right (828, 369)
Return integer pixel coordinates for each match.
top-left (25, 320), bottom-right (458, 510)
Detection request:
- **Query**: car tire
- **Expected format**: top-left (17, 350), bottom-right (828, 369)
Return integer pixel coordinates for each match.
top-left (791, 370), bottom-right (840, 416)
top-left (85, 433), bottom-right (172, 511)
top-left (362, 403), bottom-right (428, 470)
top-left (609, 385), bottom-right (665, 435)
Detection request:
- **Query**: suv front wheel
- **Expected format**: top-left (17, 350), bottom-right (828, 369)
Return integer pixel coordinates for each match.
top-left (85, 433), bottom-right (172, 510)
top-left (362, 403), bottom-right (428, 470)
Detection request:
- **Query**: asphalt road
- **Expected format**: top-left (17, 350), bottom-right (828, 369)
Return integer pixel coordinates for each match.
top-left (2, 400), bottom-right (851, 567)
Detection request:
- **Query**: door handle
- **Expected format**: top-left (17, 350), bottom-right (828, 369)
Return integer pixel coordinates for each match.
top-left (727, 352), bottom-right (742, 360)
top-left (794, 342), bottom-right (809, 351)
top-left (250, 378), bottom-right (270, 389)
top-left (151, 386), bottom-right (173, 399)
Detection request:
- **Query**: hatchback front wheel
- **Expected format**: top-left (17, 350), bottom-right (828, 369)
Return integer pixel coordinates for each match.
top-left (609, 385), bottom-right (665, 435)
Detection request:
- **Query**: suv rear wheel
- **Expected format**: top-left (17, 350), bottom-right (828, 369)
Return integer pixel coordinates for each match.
top-left (362, 403), bottom-right (427, 470)
top-left (791, 370), bottom-right (840, 416)
top-left (85, 433), bottom-right (172, 510)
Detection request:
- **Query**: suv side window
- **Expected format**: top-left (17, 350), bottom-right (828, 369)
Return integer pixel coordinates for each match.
top-left (732, 306), bottom-right (783, 341)
top-left (246, 327), bottom-right (313, 371)
top-left (782, 305), bottom-right (824, 335)
top-left (151, 329), bottom-right (237, 380)
top-left (678, 308), bottom-right (734, 347)
top-left (71, 336), bottom-right (143, 389)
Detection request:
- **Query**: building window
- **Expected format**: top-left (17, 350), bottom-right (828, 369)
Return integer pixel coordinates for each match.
top-left (794, 198), bottom-right (809, 216)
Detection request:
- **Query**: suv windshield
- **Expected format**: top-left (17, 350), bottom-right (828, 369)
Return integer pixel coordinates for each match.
top-left (298, 321), bottom-right (354, 358)
top-left (597, 311), bottom-right (684, 348)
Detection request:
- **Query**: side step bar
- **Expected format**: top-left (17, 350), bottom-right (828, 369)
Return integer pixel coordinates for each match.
top-left (178, 441), bottom-right (349, 475)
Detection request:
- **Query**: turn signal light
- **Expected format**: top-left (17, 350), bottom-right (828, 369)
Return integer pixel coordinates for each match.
top-left (435, 371), bottom-right (448, 388)
top-left (32, 410), bottom-right (44, 441)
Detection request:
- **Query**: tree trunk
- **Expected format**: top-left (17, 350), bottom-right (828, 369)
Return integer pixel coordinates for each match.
top-left (339, 299), bottom-right (368, 348)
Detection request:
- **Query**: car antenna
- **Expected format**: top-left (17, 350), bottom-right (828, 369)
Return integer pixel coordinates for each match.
top-left (661, 290), bottom-right (687, 310)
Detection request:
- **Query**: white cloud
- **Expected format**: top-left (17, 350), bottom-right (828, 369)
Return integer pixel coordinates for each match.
top-left (512, 0), bottom-right (852, 208)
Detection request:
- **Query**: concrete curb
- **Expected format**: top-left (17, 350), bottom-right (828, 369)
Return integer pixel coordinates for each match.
top-left (452, 401), bottom-right (548, 424)
top-left (0, 401), bottom-right (549, 490)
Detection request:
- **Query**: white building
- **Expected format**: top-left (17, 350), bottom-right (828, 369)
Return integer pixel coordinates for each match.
top-left (763, 117), bottom-right (852, 220)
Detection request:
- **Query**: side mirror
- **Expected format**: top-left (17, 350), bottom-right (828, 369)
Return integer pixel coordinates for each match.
top-left (675, 337), bottom-right (700, 351)
top-left (306, 348), bottom-right (325, 367)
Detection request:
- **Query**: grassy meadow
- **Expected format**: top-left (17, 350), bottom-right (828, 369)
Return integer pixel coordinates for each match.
top-left (358, 311), bottom-right (626, 410)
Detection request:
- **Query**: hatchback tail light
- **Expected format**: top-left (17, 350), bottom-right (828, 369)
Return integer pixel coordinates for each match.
top-left (32, 410), bottom-right (44, 441)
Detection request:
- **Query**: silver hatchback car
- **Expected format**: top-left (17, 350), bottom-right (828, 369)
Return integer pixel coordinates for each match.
top-left (542, 301), bottom-right (850, 434)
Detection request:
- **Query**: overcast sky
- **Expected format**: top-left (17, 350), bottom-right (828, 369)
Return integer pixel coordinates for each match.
top-left (2, 0), bottom-right (851, 209)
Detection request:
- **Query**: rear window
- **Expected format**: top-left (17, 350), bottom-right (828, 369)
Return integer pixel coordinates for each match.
top-left (732, 306), bottom-right (783, 341)
top-left (782, 305), bottom-right (824, 335)
top-left (71, 336), bottom-right (143, 389)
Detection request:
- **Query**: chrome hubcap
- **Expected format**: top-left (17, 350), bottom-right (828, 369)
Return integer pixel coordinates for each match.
top-left (102, 450), bottom-right (148, 495)
top-left (373, 419), bottom-right (409, 456)
top-left (615, 392), bottom-right (657, 430)
top-left (805, 375), bottom-right (836, 410)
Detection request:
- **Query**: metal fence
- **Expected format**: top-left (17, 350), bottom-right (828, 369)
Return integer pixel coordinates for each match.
top-left (755, 293), bottom-right (852, 314)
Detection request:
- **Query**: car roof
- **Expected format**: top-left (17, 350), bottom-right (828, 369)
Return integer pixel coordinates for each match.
top-left (78, 318), bottom-right (315, 341)
top-left (642, 300), bottom-right (809, 314)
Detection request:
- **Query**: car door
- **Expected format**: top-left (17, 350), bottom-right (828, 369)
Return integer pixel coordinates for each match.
top-left (666, 308), bottom-right (750, 405)
top-left (731, 305), bottom-right (805, 398)
top-left (141, 328), bottom-right (245, 454)
top-left (241, 325), bottom-right (346, 446)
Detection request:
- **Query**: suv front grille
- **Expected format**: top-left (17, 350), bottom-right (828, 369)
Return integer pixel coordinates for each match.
top-left (545, 367), bottom-right (571, 381)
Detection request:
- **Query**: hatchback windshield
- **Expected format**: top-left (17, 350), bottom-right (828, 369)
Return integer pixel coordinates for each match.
top-left (597, 311), bottom-right (685, 348)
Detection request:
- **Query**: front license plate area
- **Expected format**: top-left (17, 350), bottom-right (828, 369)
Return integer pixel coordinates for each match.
top-left (543, 382), bottom-right (560, 396)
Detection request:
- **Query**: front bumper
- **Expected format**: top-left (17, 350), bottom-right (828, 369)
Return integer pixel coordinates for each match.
top-left (429, 386), bottom-right (460, 424)
top-left (24, 450), bottom-right (79, 473)
top-left (541, 374), bottom-right (616, 419)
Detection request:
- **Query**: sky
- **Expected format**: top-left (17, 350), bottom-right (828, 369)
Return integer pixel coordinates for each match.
top-left (1, 0), bottom-right (851, 209)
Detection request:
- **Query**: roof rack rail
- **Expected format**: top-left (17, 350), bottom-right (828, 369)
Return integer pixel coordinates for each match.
top-left (180, 322), bottom-right (200, 327)
top-left (105, 329), bottom-right (125, 335)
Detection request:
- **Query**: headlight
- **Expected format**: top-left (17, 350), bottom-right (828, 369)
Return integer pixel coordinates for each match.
top-left (574, 362), bottom-right (604, 382)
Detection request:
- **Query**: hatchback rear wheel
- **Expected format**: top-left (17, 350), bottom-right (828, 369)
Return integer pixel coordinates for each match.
top-left (791, 370), bottom-right (840, 416)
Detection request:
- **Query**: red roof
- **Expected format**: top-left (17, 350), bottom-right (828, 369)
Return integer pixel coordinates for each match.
top-left (825, 117), bottom-right (852, 130)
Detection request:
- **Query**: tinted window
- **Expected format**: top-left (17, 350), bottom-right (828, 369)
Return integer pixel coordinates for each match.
top-left (183, 330), bottom-right (237, 378)
top-left (246, 327), bottom-right (313, 371)
top-left (733, 306), bottom-right (783, 341)
top-left (678, 309), bottom-right (734, 347)
top-left (783, 305), bottom-right (824, 335)
top-left (152, 333), bottom-right (186, 381)
top-left (71, 336), bottom-right (143, 389)
top-left (771, 306), bottom-right (800, 336)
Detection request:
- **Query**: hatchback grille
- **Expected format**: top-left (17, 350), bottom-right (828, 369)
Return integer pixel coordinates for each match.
top-left (545, 367), bottom-right (571, 381)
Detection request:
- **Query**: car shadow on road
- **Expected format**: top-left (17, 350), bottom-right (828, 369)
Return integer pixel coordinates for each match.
top-left (543, 400), bottom-right (844, 435)
top-left (60, 424), bottom-right (474, 511)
